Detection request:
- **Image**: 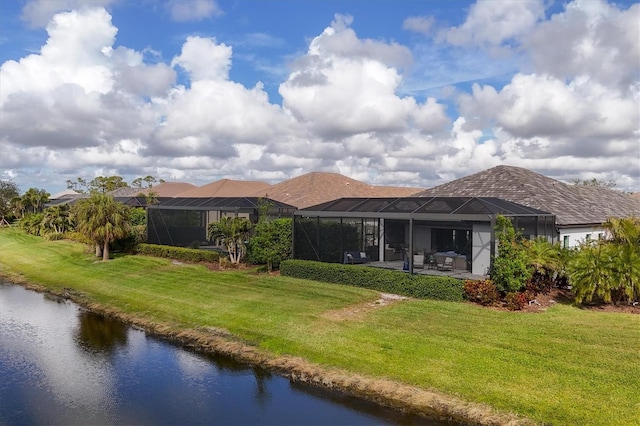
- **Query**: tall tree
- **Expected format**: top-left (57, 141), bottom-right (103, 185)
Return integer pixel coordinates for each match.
top-left (570, 178), bottom-right (617, 188)
top-left (66, 177), bottom-right (88, 193)
top-left (207, 217), bottom-right (252, 264)
top-left (0, 180), bottom-right (20, 221)
top-left (74, 194), bottom-right (131, 261)
top-left (131, 175), bottom-right (164, 188)
top-left (88, 176), bottom-right (129, 193)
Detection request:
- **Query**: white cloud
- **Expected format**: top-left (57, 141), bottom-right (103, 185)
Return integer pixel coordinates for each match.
top-left (440, 0), bottom-right (546, 49)
top-left (171, 36), bottom-right (232, 82)
top-left (525, 0), bottom-right (640, 91)
top-left (20, 0), bottom-right (115, 28)
top-left (402, 16), bottom-right (435, 36)
top-left (279, 15), bottom-right (448, 138)
top-left (166, 0), bottom-right (221, 22)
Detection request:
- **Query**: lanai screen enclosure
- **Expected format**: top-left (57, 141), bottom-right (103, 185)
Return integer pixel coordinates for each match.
top-left (293, 196), bottom-right (555, 275)
top-left (147, 197), bottom-right (297, 247)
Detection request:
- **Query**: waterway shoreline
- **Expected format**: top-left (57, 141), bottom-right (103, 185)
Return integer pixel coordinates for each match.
top-left (2, 272), bottom-right (534, 426)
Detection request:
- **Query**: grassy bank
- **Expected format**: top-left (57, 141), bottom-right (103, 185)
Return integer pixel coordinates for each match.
top-left (1, 228), bottom-right (639, 425)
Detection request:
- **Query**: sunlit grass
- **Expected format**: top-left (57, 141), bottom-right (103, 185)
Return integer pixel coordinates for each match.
top-left (1, 228), bottom-right (639, 425)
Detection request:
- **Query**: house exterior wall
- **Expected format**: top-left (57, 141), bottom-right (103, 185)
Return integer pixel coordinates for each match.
top-left (558, 227), bottom-right (605, 248)
top-left (471, 223), bottom-right (492, 276)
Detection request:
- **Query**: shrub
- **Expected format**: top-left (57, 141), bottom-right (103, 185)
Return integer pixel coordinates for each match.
top-left (64, 231), bottom-right (93, 244)
top-left (505, 292), bottom-right (529, 311)
top-left (246, 218), bottom-right (292, 271)
top-left (43, 232), bottom-right (64, 241)
top-left (463, 279), bottom-right (500, 306)
top-left (137, 243), bottom-right (220, 263)
top-left (280, 260), bottom-right (464, 301)
top-left (525, 272), bottom-right (554, 296)
top-left (491, 216), bottom-right (533, 293)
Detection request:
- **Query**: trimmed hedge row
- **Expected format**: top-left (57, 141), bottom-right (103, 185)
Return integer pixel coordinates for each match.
top-left (137, 243), bottom-right (220, 263)
top-left (280, 260), bottom-right (465, 301)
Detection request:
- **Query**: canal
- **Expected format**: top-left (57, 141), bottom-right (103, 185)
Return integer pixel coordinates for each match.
top-left (0, 281), bottom-right (449, 425)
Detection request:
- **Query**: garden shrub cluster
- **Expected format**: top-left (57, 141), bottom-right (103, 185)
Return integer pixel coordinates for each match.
top-left (280, 259), bottom-right (465, 301)
top-left (463, 279), bottom-right (500, 306)
top-left (504, 292), bottom-right (530, 311)
top-left (137, 243), bottom-right (220, 263)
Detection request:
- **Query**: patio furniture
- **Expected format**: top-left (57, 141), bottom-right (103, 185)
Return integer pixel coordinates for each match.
top-left (413, 253), bottom-right (425, 269)
top-left (436, 256), bottom-right (454, 271)
top-left (344, 251), bottom-right (369, 264)
top-left (426, 254), bottom-right (437, 269)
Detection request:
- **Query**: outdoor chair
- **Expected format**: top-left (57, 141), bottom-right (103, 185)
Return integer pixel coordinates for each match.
top-left (436, 256), bottom-right (454, 271)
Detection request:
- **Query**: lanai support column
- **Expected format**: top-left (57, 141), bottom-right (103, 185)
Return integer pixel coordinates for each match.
top-left (408, 217), bottom-right (414, 273)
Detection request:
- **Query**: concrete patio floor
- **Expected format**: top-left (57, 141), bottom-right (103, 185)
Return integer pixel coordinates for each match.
top-left (361, 260), bottom-right (487, 281)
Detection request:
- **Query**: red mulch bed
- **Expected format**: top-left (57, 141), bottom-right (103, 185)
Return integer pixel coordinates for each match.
top-left (495, 288), bottom-right (640, 314)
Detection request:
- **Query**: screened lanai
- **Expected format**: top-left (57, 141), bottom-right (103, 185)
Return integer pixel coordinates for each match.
top-left (293, 196), bottom-right (555, 276)
top-left (147, 197), bottom-right (297, 247)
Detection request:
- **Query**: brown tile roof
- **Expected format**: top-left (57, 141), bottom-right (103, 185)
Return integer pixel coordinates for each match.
top-left (144, 182), bottom-right (197, 197)
top-left (251, 172), bottom-right (423, 209)
top-left (177, 179), bottom-right (271, 198)
top-left (414, 165), bottom-right (640, 226)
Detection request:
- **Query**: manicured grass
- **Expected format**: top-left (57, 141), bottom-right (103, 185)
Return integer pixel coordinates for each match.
top-left (1, 228), bottom-right (639, 425)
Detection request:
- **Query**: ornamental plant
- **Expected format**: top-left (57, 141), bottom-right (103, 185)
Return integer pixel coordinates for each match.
top-left (491, 215), bottom-right (533, 293)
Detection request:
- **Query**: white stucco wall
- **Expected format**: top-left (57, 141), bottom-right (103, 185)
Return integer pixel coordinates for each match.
top-left (558, 227), bottom-right (605, 248)
top-left (472, 223), bottom-right (492, 276)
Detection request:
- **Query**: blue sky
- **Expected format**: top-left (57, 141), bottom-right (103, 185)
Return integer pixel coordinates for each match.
top-left (0, 0), bottom-right (638, 194)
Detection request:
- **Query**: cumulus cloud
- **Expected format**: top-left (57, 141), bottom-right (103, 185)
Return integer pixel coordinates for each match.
top-left (171, 36), bottom-right (232, 82)
top-left (525, 0), bottom-right (640, 91)
top-left (440, 0), bottom-right (546, 49)
top-left (1, 2), bottom-right (638, 193)
top-left (279, 14), bottom-right (448, 138)
top-left (166, 0), bottom-right (221, 22)
top-left (20, 0), bottom-right (115, 28)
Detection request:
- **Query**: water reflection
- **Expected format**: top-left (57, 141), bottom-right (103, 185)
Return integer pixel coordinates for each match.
top-left (0, 281), bottom-right (449, 425)
top-left (76, 311), bottom-right (128, 355)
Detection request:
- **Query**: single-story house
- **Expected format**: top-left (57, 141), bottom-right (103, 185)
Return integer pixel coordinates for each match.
top-left (293, 196), bottom-right (555, 276)
top-left (414, 165), bottom-right (640, 248)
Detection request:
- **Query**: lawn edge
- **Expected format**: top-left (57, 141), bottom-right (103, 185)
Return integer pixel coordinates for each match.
top-left (0, 270), bottom-right (536, 426)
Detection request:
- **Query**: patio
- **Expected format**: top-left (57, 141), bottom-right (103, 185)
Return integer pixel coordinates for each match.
top-left (360, 260), bottom-right (487, 281)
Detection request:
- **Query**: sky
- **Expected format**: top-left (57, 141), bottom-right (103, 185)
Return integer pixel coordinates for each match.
top-left (0, 0), bottom-right (639, 195)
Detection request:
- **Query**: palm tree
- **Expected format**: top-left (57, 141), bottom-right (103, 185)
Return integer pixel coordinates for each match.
top-left (41, 205), bottom-right (73, 235)
top-left (10, 196), bottom-right (26, 219)
top-left (74, 194), bottom-right (131, 261)
top-left (207, 217), bottom-right (252, 264)
top-left (22, 188), bottom-right (49, 213)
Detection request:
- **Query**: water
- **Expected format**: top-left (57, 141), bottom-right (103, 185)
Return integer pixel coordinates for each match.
top-left (0, 282), bottom-right (447, 425)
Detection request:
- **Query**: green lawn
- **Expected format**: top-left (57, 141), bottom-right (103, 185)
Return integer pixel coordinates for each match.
top-left (1, 228), bottom-right (639, 425)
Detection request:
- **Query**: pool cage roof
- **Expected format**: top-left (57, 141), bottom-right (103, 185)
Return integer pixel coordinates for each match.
top-left (148, 197), bottom-right (297, 212)
top-left (296, 196), bottom-right (553, 221)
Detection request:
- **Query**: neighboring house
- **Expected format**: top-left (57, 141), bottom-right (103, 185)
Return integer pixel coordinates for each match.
top-left (413, 165), bottom-right (640, 248)
top-left (146, 172), bottom-right (420, 248)
top-left (250, 171), bottom-right (420, 208)
top-left (146, 197), bottom-right (296, 247)
top-left (176, 179), bottom-right (271, 198)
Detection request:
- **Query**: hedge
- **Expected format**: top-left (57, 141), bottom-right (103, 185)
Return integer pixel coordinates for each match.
top-left (137, 243), bottom-right (220, 263)
top-left (280, 260), bottom-right (465, 301)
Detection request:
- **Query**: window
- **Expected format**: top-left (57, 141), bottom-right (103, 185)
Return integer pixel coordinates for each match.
top-left (563, 235), bottom-right (569, 248)
top-left (586, 234), bottom-right (591, 241)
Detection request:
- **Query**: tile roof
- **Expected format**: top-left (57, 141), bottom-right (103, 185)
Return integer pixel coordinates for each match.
top-left (250, 171), bottom-right (423, 209)
top-left (414, 165), bottom-right (640, 226)
top-left (144, 182), bottom-right (197, 197)
top-left (176, 179), bottom-right (271, 198)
